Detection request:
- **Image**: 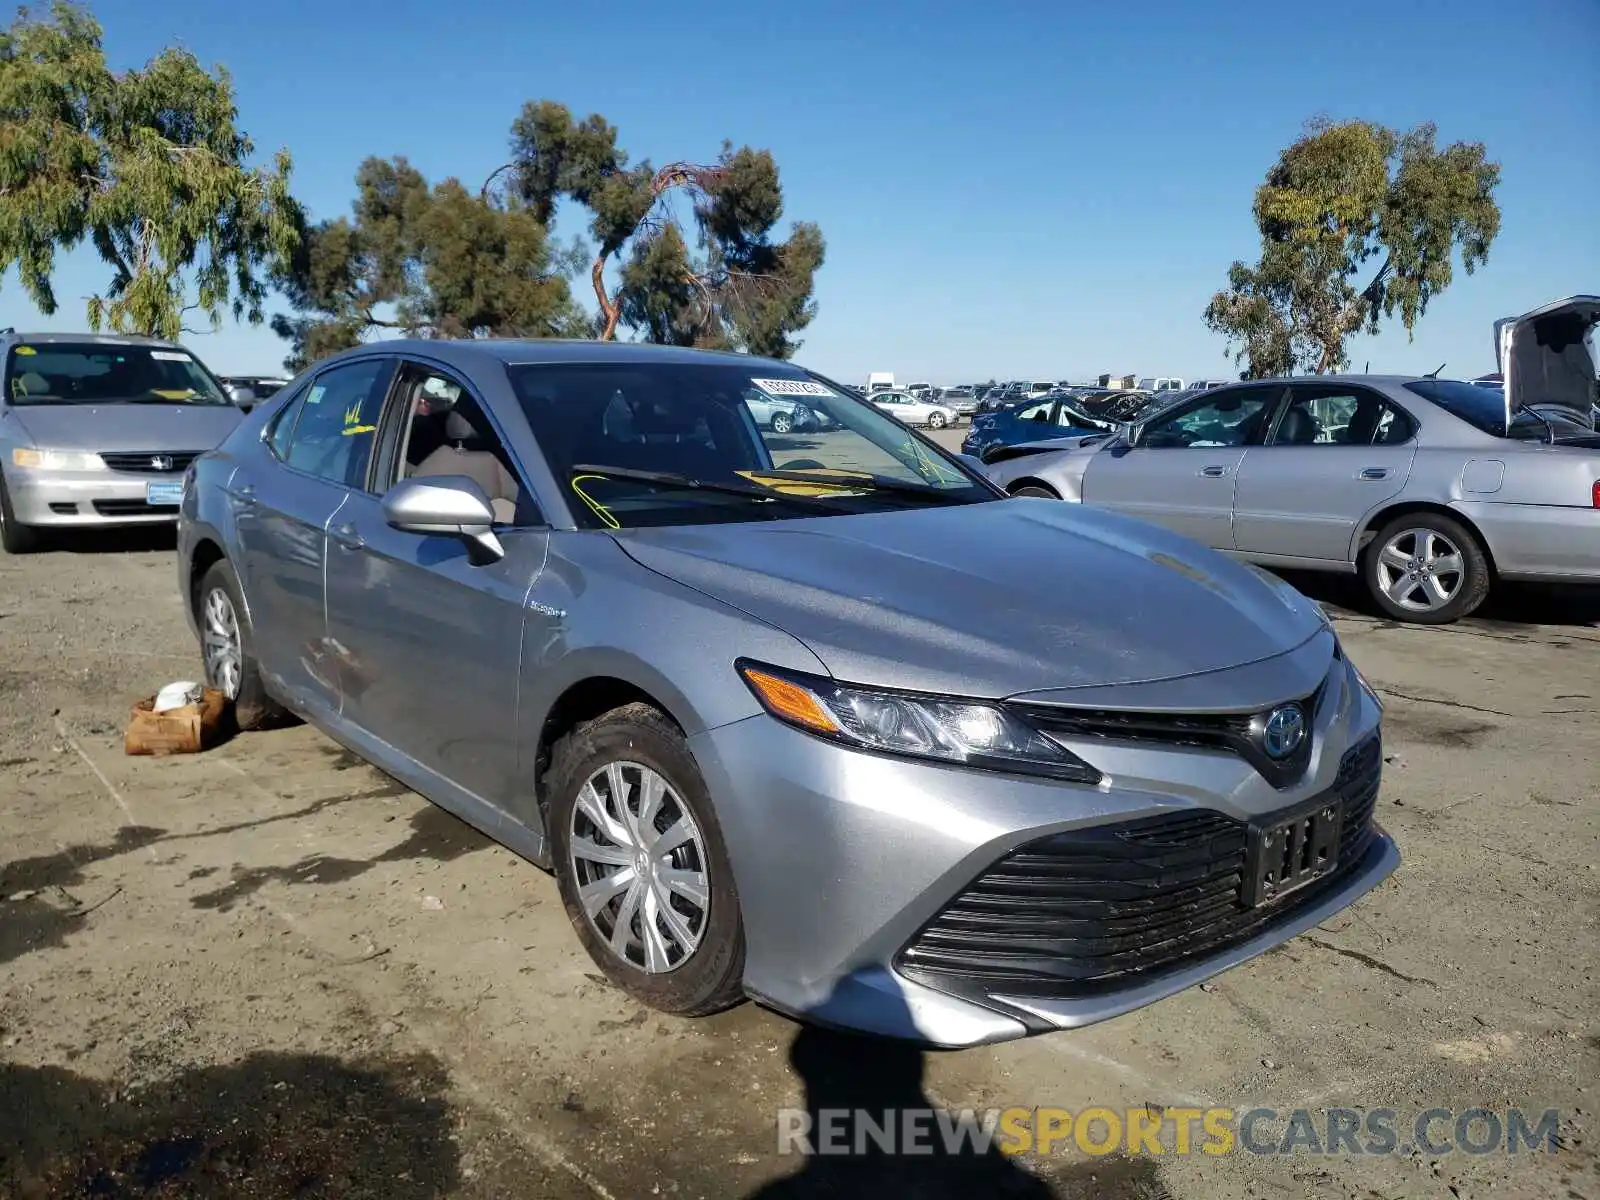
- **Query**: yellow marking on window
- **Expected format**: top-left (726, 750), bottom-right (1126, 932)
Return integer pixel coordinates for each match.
top-left (569, 475), bottom-right (621, 529)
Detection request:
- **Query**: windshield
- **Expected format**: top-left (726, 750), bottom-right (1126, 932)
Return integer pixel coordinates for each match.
top-left (506, 362), bottom-right (994, 529)
top-left (4, 342), bottom-right (230, 406)
top-left (1404, 379), bottom-right (1515, 438)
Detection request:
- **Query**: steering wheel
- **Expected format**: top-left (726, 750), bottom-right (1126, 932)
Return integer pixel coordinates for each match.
top-left (776, 459), bottom-right (828, 470)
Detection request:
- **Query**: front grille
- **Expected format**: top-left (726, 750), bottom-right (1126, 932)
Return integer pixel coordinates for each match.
top-left (896, 734), bottom-right (1382, 1002)
top-left (1008, 668), bottom-right (1334, 789)
top-left (99, 451), bottom-right (199, 474)
top-left (92, 499), bottom-right (171, 516)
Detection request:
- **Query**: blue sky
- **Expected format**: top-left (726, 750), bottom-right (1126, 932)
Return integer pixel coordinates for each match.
top-left (6, 0), bottom-right (1597, 383)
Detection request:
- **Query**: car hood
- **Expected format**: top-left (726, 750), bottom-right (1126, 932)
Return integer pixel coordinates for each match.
top-left (613, 500), bottom-right (1327, 698)
top-left (1496, 294), bottom-right (1599, 429)
top-left (4, 403), bottom-right (244, 452)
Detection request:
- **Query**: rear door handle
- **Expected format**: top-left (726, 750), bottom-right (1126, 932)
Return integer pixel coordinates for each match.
top-left (1200, 465), bottom-right (1230, 478)
top-left (332, 522), bottom-right (364, 551)
top-left (1359, 467), bottom-right (1390, 480)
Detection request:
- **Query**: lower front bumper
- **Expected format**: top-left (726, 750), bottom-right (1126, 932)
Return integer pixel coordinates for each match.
top-left (775, 833), bottom-right (1398, 1047)
top-left (689, 664), bottom-right (1392, 1047)
top-left (6, 470), bottom-right (183, 526)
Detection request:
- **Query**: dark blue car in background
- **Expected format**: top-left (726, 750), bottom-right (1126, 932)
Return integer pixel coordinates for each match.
top-left (960, 392), bottom-right (1116, 461)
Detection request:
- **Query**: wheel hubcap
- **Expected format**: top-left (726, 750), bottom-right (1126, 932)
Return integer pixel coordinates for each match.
top-left (568, 761), bottom-right (710, 974)
top-left (202, 587), bottom-right (243, 699)
top-left (1375, 528), bottom-right (1465, 612)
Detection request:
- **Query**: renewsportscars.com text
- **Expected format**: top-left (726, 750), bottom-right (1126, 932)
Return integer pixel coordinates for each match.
top-left (775, 1106), bottom-right (1564, 1158)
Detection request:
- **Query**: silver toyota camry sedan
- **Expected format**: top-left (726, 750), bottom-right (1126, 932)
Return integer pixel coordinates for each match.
top-left (1, 331), bottom-right (244, 553)
top-left (984, 310), bottom-right (1600, 625)
top-left (177, 339), bottom-right (1395, 1047)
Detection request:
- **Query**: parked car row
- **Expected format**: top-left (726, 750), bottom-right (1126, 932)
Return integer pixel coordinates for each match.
top-left (8, 295), bottom-right (1595, 1051)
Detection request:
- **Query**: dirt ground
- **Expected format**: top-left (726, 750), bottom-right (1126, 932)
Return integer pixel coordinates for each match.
top-left (1, 492), bottom-right (1596, 1198)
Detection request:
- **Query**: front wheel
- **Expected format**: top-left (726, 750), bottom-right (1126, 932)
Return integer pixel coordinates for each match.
top-left (0, 475), bottom-right (42, 554)
top-left (926, 411), bottom-right (949, 430)
top-left (1363, 513), bottom-right (1490, 624)
top-left (1010, 483), bottom-right (1060, 499)
top-left (770, 411), bottom-right (794, 435)
top-left (198, 559), bottom-right (288, 729)
top-left (547, 703), bottom-right (745, 1016)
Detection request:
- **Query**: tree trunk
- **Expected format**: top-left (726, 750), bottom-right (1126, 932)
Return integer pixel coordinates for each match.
top-left (591, 253), bottom-right (621, 340)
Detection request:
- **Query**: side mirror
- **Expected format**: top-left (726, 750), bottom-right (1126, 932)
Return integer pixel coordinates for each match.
top-left (381, 475), bottom-right (505, 562)
top-left (227, 384), bottom-right (257, 412)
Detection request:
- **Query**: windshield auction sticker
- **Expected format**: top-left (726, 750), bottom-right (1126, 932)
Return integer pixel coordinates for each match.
top-left (751, 378), bottom-right (834, 398)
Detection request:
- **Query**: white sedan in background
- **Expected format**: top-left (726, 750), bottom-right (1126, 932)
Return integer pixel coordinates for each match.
top-left (869, 389), bottom-right (958, 429)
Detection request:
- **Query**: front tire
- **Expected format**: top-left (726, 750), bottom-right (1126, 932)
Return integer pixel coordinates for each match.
top-left (197, 559), bottom-right (288, 729)
top-left (926, 411), bottom-right (949, 430)
top-left (0, 475), bottom-right (42, 554)
top-left (770, 411), bottom-right (794, 435)
top-left (1010, 483), bottom-right (1060, 499)
top-left (547, 703), bottom-right (745, 1016)
top-left (1364, 512), bottom-right (1490, 624)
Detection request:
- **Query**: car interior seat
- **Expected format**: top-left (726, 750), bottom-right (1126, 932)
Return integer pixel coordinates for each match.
top-left (412, 411), bottom-right (521, 524)
top-left (1275, 406), bottom-right (1319, 445)
top-left (1343, 401), bottom-right (1381, 446)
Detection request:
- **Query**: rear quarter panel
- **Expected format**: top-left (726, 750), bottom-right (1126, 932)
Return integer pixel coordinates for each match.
top-left (1456, 443), bottom-right (1600, 578)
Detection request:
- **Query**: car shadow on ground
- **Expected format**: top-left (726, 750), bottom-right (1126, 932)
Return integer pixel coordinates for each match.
top-left (0, 1051), bottom-right (461, 1198)
top-left (1272, 569), bottom-right (1600, 629)
top-left (745, 986), bottom-right (1168, 1199)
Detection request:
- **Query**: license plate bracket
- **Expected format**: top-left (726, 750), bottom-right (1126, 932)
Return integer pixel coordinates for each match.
top-left (146, 480), bottom-right (184, 507)
top-left (1244, 796), bottom-right (1342, 907)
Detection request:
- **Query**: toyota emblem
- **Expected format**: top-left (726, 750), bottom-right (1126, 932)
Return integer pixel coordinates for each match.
top-left (150, 455), bottom-right (174, 471)
top-left (1260, 705), bottom-right (1307, 760)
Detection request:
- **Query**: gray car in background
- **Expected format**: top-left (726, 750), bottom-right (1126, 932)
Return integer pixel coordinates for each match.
top-left (177, 339), bottom-right (1394, 1047)
top-left (1, 332), bottom-right (243, 553)
top-left (985, 357), bottom-right (1600, 623)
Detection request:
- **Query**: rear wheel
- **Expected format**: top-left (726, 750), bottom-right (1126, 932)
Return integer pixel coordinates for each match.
top-left (1363, 512), bottom-right (1490, 624)
top-left (0, 475), bottom-right (42, 554)
top-left (198, 559), bottom-right (287, 729)
top-left (1010, 483), bottom-right (1060, 499)
top-left (547, 703), bottom-right (745, 1016)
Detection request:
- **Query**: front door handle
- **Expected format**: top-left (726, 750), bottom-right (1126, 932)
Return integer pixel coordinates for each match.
top-left (1359, 467), bottom-right (1390, 480)
top-left (1199, 465), bottom-right (1230, 478)
top-left (332, 522), bottom-right (364, 551)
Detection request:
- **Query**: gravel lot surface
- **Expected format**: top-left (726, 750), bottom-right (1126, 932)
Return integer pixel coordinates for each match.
top-left (1, 469), bottom-right (1595, 1198)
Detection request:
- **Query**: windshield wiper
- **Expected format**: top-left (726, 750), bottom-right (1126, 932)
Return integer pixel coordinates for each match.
top-left (740, 468), bottom-right (978, 502)
top-left (569, 464), bottom-right (844, 508)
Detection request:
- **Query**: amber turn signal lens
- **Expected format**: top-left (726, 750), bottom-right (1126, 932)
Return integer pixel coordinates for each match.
top-left (739, 666), bottom-right (840, 734)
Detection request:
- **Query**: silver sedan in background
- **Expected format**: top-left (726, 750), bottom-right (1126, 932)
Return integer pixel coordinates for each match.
top-left (1, 332), bottom-right (244, 553)
top-left (985, 349), bottom-right (1600, 625)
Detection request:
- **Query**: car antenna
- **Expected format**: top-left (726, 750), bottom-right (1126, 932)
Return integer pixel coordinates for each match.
top-left (1424, 361), bottom-right (1446, 379)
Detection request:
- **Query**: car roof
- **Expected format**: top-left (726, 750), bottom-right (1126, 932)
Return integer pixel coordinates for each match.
top-left (1214, 373), bottom-right (1451, 387)
top-left (318, 337), bottom-right (794, 373)
top-left (2, 330), bottom-right (187, 349)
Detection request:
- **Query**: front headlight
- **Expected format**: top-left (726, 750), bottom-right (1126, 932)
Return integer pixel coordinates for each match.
top-left (1348, 655), bottom-right (1383, 712)
top-left (737, 660), bottom-right (1103, 784)
top-left (11, 447), bottom-right (106, 471)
